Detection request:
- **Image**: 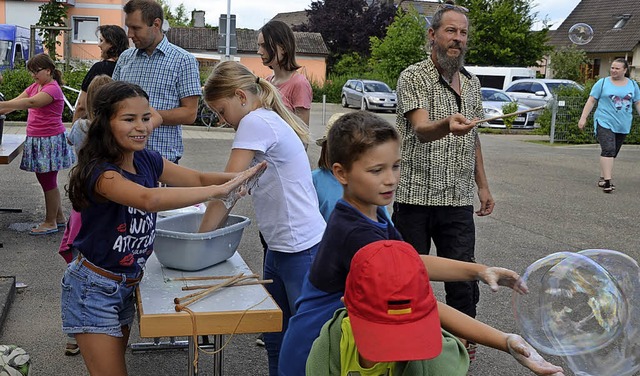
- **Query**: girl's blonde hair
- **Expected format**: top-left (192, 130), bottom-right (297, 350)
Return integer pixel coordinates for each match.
top-left (86, 75), bottom-right (114, 120)
top-left (203, 61), bottom-right (310, 144)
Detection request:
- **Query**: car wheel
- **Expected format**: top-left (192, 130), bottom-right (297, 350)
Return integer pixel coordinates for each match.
top-left (361, 99), bottom-right (369, 111)
top-left (341, 96), bottom-right (349, 108)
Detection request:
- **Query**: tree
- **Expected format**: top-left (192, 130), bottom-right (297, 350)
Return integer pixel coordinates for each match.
top-left (37, 0), bottom-right (69, 59)
top-left (299, 0), bottom-right (396, 71)
top-left (157, 0), bottom-right (191, 27)
top-left (369, 7), bottom-right (427, 85)
top-left (459, 0), bottom-right (551, 67)
top-left (549, 45), bottom-right (589, 82)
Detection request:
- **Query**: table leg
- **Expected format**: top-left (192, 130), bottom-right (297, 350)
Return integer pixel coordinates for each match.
top-left (188, 337), bottom-right (197, 376)
top-left (213, 335), bottom-right (224, 376)
top-left (0, 208), bottom-right (21, 213)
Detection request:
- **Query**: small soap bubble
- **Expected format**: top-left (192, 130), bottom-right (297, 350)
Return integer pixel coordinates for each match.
top-left (568, 23), bottom-right (594, 45)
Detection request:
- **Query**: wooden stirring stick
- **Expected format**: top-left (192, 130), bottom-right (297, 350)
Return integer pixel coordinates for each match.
top-left (472, 105), bottom-right (545, 126)
top-left (174, 273), bottom-right (245, 311)
top-left (181, 279), bottom-right (273, 291)
top-left (174, 274), bottom-right (257, 303)
top-left (167, 275), bottom-right (239, 282)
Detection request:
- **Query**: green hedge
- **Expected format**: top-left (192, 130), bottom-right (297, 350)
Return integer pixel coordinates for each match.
top-left (311, 72), bottom-right (398, 104)
top-left (1, 66), bottom-right (87, 122)
top-left (537, 80), bottom-right (640, 144)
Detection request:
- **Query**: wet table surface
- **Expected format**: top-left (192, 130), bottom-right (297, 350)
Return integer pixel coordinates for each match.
top-left (0, 134), bottom-right (26, 165)
top-left (137, 252), bottom-right (282, 338)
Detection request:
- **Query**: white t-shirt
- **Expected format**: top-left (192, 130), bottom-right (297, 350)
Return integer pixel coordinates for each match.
top-left (233, 108), bottom-right (326, 253)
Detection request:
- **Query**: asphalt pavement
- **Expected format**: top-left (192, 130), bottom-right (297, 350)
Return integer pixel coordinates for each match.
top-left (1, 103), bottom-right (640, 375)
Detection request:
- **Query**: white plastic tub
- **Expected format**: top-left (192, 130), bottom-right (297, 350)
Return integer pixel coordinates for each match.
top-left (154, 213), bottom-right (251, 271)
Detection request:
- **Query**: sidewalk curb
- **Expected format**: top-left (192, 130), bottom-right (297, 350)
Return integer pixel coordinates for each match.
top-left (0, 276), bottom-right (16, 335)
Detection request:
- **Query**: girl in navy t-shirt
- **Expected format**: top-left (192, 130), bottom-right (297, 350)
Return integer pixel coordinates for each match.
top-left (61, 81), bottom-right (265, 376)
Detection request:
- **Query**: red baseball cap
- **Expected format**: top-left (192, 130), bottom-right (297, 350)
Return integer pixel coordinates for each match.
top-left (344, 240), bottom-right (442, 362)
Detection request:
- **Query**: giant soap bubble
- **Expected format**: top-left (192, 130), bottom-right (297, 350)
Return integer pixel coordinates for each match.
top-left (568, 23), bottom-right (594, 45)
top-left (514, 249), bottom-right (640, 376)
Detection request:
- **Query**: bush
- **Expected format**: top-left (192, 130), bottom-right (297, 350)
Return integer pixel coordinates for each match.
top-left (537, 79), bottom-right (640, 144)
top-left (311, 72), bottom-right (398, 104)
top-left (0, 65), bottom-right (88, 122)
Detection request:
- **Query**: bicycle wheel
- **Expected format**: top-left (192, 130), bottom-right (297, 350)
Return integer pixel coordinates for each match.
top-left (198, 103), bottom-right (225, 128)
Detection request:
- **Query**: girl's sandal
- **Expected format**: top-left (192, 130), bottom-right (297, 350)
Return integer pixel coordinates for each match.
top-left (29, 225), bottom-right (59, 236)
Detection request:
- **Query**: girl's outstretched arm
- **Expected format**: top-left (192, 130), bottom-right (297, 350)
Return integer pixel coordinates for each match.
top-left (437, 302), bottom-right (564, 376)
top-left (0, 90), bottom-right (52, 111)
top-left (95, 161), bottom-right (266, 213)
top-left (159, 159), bottom-right (238, 188)
top-left (198, 148), bottom-right (257, 232)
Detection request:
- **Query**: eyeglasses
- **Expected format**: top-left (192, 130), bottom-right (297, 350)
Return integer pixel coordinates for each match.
top-left (438, 3), bottom-right (469, 13)
top-left (29, 68), bottom-right (45, 75)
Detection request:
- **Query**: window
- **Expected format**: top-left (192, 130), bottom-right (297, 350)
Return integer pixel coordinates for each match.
top-left (72, 16), bottom-right (99, 43)
top-left (530, 83), bottom-right (544, 93)
top-left (506, 82), bottom-right (530, 93)
top-left (613, 14), bottom-right (631, 30)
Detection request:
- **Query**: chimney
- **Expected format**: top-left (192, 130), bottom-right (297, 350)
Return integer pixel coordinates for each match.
top-left (193, 10), bottom-right (206, 28)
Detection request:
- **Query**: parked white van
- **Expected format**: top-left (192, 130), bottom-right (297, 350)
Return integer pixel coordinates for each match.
top-left (465, 66), bottom-right (536, 90)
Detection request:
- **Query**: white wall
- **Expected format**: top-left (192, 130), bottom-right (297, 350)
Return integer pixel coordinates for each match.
top-left (5, 2), bottom-right (42, 29)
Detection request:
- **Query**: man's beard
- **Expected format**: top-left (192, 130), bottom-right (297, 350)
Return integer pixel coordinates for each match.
top-left (434, 42), bottom-right (467, 81)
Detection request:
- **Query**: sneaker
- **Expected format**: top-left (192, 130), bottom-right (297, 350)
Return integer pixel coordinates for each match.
top-left (64, 342), bottom-right (80, 356)
top-left (465, 341), bottom-right (478, 362)
top-left (603, 180), bottom-right (614, 193)
top-left (255, 333), bottom-right (265, 347)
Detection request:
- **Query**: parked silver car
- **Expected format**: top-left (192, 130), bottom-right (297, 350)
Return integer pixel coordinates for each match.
top-left (341, 79), bottom-right (397, 112)
top-left (480, 87), bottom-right (536, 129)
top-left (504, 78), bottom-right (583, 108)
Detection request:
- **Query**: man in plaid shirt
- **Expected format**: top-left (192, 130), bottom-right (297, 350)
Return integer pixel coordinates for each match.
top-left (114, 0), bottom-right (201, 163)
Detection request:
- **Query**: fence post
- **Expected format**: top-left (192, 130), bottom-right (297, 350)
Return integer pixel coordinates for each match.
top-left (549, 95), bottom-right (558, 144)
top-left (322, 94), bottom-right (326, 127)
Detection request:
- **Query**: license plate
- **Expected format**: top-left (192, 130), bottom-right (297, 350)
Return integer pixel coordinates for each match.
top-left (516, 116), bottom-right (525, 122)
top-left (382, 104), bottom-right (394, 107)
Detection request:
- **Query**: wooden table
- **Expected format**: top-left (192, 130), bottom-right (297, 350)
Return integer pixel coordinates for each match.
top-left (0, 134), bottom-right (26, 223)
top-left (136, 253), bottom-right (282, 376)
top-left (0, 134), bottom-right (26, 165)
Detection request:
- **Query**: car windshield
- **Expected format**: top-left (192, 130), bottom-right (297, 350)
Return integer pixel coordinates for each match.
top-left (364, 82), bottom-right (392, 93)
top-left (482, 90), bottom-right (512, 102)
top-left (546, 82), bottom-right (581, 93)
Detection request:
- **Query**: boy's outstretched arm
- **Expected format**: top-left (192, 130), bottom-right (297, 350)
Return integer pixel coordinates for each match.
top-left (437, 302), bottom-right (565, 376)
top-left (421, 256), bottom-right (528, 294)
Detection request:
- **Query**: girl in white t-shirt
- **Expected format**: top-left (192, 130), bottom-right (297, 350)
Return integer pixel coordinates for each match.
top-left (200, 61), bottom-right (325, 376)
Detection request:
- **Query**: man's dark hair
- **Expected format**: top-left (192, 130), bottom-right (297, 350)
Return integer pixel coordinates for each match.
top-left (430, 0), bottom-right (468, 31)
top-left (124, 0), bottom-right (164, 26)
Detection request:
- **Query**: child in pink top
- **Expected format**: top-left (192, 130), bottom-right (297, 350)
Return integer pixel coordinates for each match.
top-left (0, 54), bottom-right (74, 235)
top-left (258, 20), bottom-right (313, 125)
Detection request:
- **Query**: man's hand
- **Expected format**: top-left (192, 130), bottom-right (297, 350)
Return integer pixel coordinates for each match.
top-left (476, 187), bottom-right (494, 216)
top-left (478, 267), bottom-right (528, 294)
top-left (507, 334), bottom-right (565, 376)
top-left (449, 113), bottom-right (476, 136)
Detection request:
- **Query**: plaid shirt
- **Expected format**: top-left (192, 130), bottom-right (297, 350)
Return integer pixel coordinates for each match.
top-left (113, 37), bottom-right (201, 162)
top-left (395, 58), bottom-right (484, 207)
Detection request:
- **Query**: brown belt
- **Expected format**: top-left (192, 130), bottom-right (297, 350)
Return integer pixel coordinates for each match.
top-left (77, 254), bottom-right (143, 287)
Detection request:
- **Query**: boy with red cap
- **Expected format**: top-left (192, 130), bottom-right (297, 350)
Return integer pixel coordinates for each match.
top-left (279, 112), bottom-right (563, 376)
top-left (307, 240), bottom-right (564, 375)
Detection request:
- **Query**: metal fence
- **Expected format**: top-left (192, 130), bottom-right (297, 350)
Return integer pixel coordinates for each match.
top-left (550, 95), bottom-right (640, 143)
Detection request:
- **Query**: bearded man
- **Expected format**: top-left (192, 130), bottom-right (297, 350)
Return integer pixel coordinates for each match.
top-left (391, 0), bottom-right (494, 360)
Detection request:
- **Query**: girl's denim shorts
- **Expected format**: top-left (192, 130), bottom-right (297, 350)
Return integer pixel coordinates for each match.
top-left (61, 259), bottom-right (137, 337)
